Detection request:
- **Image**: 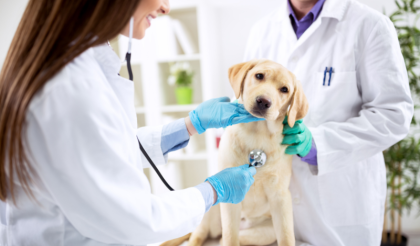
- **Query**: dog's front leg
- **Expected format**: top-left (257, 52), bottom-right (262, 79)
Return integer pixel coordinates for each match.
top-left (220, 202), bottom-right (242, 246)
top-left (264, 177), bottom-right (295, 246)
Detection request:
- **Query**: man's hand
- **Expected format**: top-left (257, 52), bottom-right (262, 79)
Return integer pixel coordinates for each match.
top-left (281, 117), bottom-right (312, 157)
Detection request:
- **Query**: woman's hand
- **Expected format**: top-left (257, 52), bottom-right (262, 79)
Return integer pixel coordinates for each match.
top-left (205, 164), bottom-right (257, 205)
top-left (188, 97), bottom-right (264, 134)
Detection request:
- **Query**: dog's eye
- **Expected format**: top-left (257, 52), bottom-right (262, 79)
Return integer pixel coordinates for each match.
top-left (280, 87), bottom-right (288, 93)
top-left (255, 73), bottom-right (264, 80)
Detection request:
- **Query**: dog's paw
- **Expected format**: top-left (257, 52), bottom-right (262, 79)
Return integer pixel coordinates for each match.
top-left (219, 237), bottom-right (241, 246)
top-left (187, 237), bottom-right (205, 246)
top-left (160, 233), bottom-right (191, 246)
top-left (219, 237), bottom-right (223, 246)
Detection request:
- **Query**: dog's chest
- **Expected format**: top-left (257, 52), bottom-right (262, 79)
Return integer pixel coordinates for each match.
top-left (240, 173), bottom-right (272, 222)
top-left (224, 122), bottom-right (291, 221)
top-left (240, 153), bottom-right (289, 221)
top-left (228, 122), bottom-right (285, 166)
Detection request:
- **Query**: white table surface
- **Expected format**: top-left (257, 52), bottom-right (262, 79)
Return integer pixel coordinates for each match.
top-left (150, 236), bottom-right (420, 246)
top-left (149, 230), bottom-right (420, 246)
top-left (149, 239), bottom-right (276, 246)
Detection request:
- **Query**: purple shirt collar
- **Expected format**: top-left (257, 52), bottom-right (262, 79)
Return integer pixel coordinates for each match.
top-left (288, 0), bottom-right (326, 39)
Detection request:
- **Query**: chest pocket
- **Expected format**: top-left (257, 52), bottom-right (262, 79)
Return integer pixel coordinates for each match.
top-left (309, 71), bottom-right (361, 125)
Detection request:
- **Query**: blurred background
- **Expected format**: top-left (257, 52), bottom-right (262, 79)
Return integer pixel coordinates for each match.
top-left (0, 0), bottom-right (419, 245)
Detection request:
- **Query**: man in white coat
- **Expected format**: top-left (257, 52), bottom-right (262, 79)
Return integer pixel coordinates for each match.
top-left (244, 0), bottom-right (413, 245)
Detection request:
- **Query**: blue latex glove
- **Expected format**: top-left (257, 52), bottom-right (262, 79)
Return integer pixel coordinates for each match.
top-left (281, 117), bottom-right (313, 157)
top-left (205, 164), bottom-right (256, 205)
top-left (189, 97), bottom-right (264, 134)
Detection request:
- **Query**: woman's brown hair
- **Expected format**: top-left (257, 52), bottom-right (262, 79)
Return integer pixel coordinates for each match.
top-left (0, 0), bottom-right (141, 202)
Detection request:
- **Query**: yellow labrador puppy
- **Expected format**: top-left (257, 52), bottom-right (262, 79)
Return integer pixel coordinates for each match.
top-left (162, 59), bottom-right (308, 246)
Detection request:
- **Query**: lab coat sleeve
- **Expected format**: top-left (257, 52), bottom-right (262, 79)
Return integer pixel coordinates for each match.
top-left (137, 125), bottom-right (168, 168)
top-left (308, 16), bottom-right (413, 175)
top-left (27, 81), bottom-right (205, 245)
top-left (138, 119), bottom-right (190, 168)
top-left (160, 118), bottom-right (190, 155)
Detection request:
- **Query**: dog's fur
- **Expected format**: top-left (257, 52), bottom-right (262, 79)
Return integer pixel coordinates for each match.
top-left (161, 59), bottom-right (308, 246)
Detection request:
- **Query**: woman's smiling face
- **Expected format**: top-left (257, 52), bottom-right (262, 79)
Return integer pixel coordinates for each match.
top-left (120, 0), bottom-right (170, 39)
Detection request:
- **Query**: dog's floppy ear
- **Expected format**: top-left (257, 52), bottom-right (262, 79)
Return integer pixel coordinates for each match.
top-left (287, 73), bottom-right (309, 127)
top-left (228, 59), bottom-right (260, 99)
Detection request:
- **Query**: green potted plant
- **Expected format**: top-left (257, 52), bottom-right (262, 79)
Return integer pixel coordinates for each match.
top-left (168, 62), bottom-right (194, 105)
top-left (382, 1), bottom-right (420, 245)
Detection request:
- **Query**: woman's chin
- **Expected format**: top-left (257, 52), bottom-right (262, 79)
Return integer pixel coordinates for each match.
top-left (133, 31), bottom-right (146, 40)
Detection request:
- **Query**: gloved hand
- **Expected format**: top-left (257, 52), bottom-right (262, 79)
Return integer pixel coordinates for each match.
top-left (205, 164), bottom-right (256, 205)
top-left (281, 117), bottom-right (312, 157)
top-left (189, 97), bottom-right (264, 134)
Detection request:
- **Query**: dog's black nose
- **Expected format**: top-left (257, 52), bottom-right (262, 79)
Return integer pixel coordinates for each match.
top-left (256, 96), bottom-right (272, 110)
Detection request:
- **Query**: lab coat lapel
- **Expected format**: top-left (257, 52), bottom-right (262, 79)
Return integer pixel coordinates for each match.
top-left (266, 1), bottom-right (296, 66)
top-left (278, 0), bottom-right (297, 46)
top-left (293, 18), bottom-right (322, 51)
top-left (281, 16), bottom-right (298, 49)
top-left (92, 44), bottom-right (137, 129)
top-left (287, 0), bottom-right (350, 57)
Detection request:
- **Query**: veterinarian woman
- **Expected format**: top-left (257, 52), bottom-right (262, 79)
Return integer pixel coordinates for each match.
top-left (0, 0), bottom-right (262, 245)
top-left (244, 0), bottom-right (413, 245)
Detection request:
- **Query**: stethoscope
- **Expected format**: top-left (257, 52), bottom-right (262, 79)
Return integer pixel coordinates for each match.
top-left (124, 18), bottom-right (266, 192)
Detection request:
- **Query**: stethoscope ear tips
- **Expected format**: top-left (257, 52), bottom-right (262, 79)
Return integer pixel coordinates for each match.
top-left (249, 149), bottom-right (266, 168)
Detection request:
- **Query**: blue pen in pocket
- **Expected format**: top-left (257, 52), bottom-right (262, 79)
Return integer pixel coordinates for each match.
top-left (328, 67), bottom-right (333, 86)
top-left (323, 67), bottom-right (328, 86)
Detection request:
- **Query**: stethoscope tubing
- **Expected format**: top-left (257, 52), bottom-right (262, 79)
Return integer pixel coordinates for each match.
top-left (126, 17), bottom-right (174, 191)
top-left (136, 137), bottom-right (175, 191)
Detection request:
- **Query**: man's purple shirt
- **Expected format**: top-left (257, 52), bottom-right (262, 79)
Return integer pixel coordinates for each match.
top-left (288, 0), bottom-right (325, 165)
top-left (288, 0), bottom-right (326, 39)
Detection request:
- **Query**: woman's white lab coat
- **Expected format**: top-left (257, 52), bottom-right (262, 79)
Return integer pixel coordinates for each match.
top-left (0, 44), bottom-right (205, 246)
top-left (244, 0), bottom-right (413, 245)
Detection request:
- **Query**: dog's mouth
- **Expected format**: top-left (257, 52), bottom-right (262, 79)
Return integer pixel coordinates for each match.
top-left (249, 104), bottom-right (280, 121)
top-left (250, 108), bottom-right (266, 118)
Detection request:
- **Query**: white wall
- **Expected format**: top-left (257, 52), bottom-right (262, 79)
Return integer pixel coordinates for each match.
top-left (0, 0), bottom-right (28, 70)
top-left (210, 1), bottom-right (282, 97)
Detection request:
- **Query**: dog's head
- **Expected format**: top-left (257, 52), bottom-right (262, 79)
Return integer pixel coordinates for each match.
top-left (228, 59), bottom-right (308, 127)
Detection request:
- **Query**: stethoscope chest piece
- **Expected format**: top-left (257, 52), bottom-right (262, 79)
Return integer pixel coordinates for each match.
top-left (249, 149), bottom-right (267, 168)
